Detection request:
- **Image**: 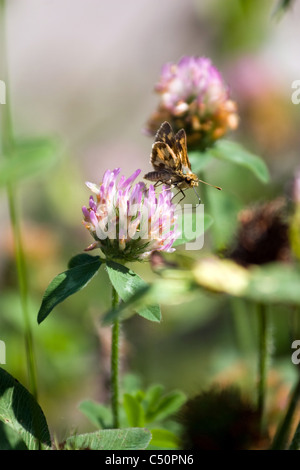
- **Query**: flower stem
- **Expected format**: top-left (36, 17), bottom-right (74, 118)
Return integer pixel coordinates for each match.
top-left (231, 297), bottom-right (255, 355)
top-left (256, 302), bottom-right (270, 435)
top-left (289, 419), bottom-right (300, 450)
top-left (7, 189), bottom-right (38, 398)
top-left (0, 0), bottom-right (38, 399)
top-left (272, 374), bottom-right (300, 449)
top-left (111, 286), bottom-right (120, 428)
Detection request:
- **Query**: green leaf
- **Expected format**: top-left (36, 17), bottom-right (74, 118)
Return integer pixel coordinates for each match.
top-left (67, 253), bottom-right (102, 269)
top-left (37, 256), bottom-right (102, 324)
top-left (0, 422), bottom-right (28, 450)
top-left (64, 428), bottom-right (151, 450)
top-left (188, 150), bottom-right (213, 174)
top-left (79, 400), bottom-right (112, 429)
top-left (144, 384), bottom-right (165, 415)
top-left (0, 367), bottom-right (51, 450)
top-left (0, 138), bottom-right (60, 187)
top-left (244, 264), bottom-right (300, 305)
top-left (105, 260), bottom-right (161, 323)
top-left (210, 140), bottom-right (270, 183)
top-left (146, 390), bottom-right (187, 423)
top-left (104, 276), bottom-right (194, 323)
top-left (102, 285), bottom-right (151, 325)
top-left (173, 212), bottom-right (213, 247)
top-left (123, 394), bottom-right (145, 427)
top-left (148, 428), bottom-right (181, 450)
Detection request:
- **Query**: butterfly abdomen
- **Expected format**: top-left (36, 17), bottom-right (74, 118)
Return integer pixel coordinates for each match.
top-left (144, 170), bottom-right (171, 183)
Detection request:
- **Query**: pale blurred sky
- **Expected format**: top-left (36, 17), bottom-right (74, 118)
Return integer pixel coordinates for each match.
top-left (6, 0), bottom-right (205, 176)
top-left (2, 0), bottom-right (300, 181)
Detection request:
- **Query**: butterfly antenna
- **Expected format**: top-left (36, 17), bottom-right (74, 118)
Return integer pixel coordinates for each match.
top-left (198, 179), bottom-right (222, 191)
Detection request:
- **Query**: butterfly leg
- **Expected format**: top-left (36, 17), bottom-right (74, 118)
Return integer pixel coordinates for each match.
top-left (154, 181), bottom-right (173, 198)
top-left (177, 188), bottom-right (186, 204)
top-left (171, 188), bottom-right (186, 204)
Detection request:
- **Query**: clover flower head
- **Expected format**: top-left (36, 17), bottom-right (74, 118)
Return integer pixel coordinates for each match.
top-left (228, 198), bottom-right (290, 267)
top-left (82, 168), bottom-right (180, 262)
top-left (145, 56), bottom-right (239, 150)
top-left (180, 387), bottom-right (261, 450)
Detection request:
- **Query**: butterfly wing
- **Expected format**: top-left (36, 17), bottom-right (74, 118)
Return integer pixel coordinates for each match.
top-left (154, 121), bottom-right (175, 145)
top-left (151, 122), bottom-right (181, 171)
top-left (175, 128), bottom-right (191, 173)
top-left (151, 142), bottom-right (180, 172)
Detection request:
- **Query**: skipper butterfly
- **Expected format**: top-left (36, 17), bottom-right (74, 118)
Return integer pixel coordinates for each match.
top-left (144, 121), bottom-right (221, 203)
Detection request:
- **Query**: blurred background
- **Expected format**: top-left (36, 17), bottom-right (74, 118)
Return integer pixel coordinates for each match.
top-left (1, 0), bottom-right (300, 441)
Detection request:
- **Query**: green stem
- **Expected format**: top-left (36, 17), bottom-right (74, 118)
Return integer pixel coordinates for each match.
top-left (7, 189), bottom-right (38, 399)
top-left (256, 302), bottom-right (269, 435)
top-left (231, 297), bottom-right (255, 357)
top-left (289, 416), bottom-right (300, 450)
top-left (0, 0), bottom-right (38, 399)
top-left (111, 286), bottom-right (120, 428)
top-left (271, 375), bottom-right (300, 450)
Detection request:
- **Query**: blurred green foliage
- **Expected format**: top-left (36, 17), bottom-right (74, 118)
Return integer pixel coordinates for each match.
top-left (79, 373), bottom-right (186, 449)
top-left (1, 0), bottom-right (300, 447)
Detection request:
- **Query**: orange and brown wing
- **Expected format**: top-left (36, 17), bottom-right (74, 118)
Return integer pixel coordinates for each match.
top-left (150, 141), bottom-right (180, 171)
top-left (175, 128), bottom-right (191, 173)
top-left (154, 121), bottom-right (176, 147)
top-left (151, 122), bottom-right (181, 172)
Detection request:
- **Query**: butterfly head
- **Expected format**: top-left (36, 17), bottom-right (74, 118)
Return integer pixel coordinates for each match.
top-left (184, 173), bottom-right (199, 188)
